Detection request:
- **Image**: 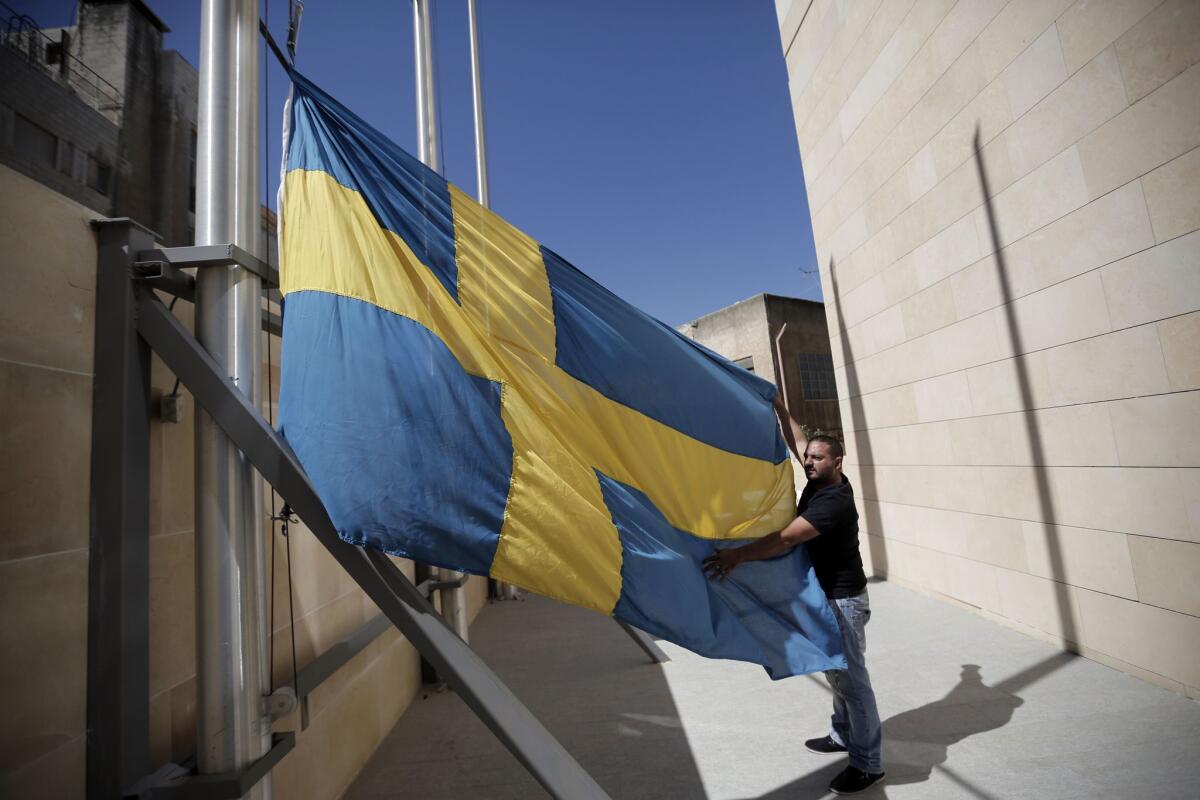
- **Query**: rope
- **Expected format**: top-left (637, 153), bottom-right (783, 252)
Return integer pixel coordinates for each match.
top-left (263, 2), bottom-right (300, 706)
top-left (264, 0), bottom-right (279, 695)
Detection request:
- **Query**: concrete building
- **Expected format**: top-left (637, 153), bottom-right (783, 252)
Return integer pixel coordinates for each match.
top-left (774, 0), bottom-right (1200, 696)
top-left (0, 0), bottom-right (204, 245)
top-left (679, 293), bottom-right (843, 439)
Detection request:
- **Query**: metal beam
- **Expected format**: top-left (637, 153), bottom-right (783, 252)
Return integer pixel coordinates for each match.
top-left (139, 245), bottom-right (279, 288)
top-left (137, 734), bottom-right (295, 800)
top-left (617, 622), bottom-right (670, 664)
top-left (132, 258), bottom-right (197, 303)
top-left (262, 310), bottom-right (281, 338)
top-left (87, 218), bottom-right (157, 799)
top-left (294, 613), bottom-right (391, 729)
top-left (134, 291), bottom-right (610, 800)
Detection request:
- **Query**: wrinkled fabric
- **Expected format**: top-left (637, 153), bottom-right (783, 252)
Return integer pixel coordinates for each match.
top-left (278, 69), bottom-right (845, 677)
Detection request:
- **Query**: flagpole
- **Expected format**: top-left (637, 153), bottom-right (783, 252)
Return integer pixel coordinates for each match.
top-left (466, 0), bottom-right (520, 602)
top-left (194, 0), bottom-right (272, 794)
top-left (467, 0), bottom-right (488, 207)
top-left (412, 0), bottom-right (471, 642)
top-left (412, 0), bottom-right (439, 172)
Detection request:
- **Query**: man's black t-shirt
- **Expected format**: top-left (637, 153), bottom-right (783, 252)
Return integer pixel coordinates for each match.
top-left (798, 476), bottom-right (867, 599)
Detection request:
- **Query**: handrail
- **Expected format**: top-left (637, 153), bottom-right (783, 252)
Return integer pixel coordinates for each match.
top-left (0, 0), bottom-right (124, 113)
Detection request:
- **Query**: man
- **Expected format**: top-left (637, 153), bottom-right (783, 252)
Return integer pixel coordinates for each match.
top-left (703, 398), bottom-right (884, 795)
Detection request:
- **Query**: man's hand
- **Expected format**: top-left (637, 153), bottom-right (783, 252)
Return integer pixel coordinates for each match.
top-left (702, 521), bottom-right (818, 581)
top-left (703, 547), bottom-right (743, 581)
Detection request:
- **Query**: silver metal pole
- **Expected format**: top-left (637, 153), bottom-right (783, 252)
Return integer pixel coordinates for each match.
top-left (195, 1), bottom-right (272, 794)
top-left (467, 0), bottom-right (488, 207)
top-left (412, 0), bottom-right (470, 640)
top-left (466, 0), bottom-right (518, 602)
top-left (412, 0), bottom-right (439, 172)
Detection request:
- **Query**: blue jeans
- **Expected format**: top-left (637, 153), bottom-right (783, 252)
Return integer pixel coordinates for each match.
top-left (825, 591), bottom-right (883, 773)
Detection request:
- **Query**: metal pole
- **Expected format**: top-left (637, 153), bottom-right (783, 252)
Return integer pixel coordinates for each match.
top-left (466, 0), bottom-right (518, 602)
top-left (411, 0), bottom-right (470, 642)
top-left (412, 0), bottom-right (439, 172)
top-left (467, 0), bottom-right (488, 207)
top-left (195, 1), bottom-right (272, 795)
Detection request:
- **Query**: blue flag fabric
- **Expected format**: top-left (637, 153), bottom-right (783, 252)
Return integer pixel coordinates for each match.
top-left (277, 69), bottom-right (845, 677)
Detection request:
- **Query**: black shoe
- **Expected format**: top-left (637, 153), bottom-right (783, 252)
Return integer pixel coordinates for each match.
top-left (804, 735), bottom-right (847, 755)
top-left (829, 766), bottom-right (885, 794)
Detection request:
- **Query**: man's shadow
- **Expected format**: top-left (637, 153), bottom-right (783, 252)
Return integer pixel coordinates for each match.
top-left (882, 664), bottom-right (1023, 788)
top-left (751, 664), bottom-right (1023, 798)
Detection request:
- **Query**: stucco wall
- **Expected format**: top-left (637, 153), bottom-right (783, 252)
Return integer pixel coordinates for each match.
top-left (776, 0), bottom-right (1199, 695)
top-left (0, 163), bottom-right (490, 797)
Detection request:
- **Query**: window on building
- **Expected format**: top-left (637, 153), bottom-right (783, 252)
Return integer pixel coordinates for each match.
top-left (57, 139), bottom-right (74, 176)
top-left (733, 355), bottom-right (755, 374)
top-left (188, 127), bottom-right (197, 212)
top-left (13, 114), bottom-right (57, 168)
top-left (797, 352), bottom-right (837, 400)
top-left (87, 154), bottom-right (112, 195)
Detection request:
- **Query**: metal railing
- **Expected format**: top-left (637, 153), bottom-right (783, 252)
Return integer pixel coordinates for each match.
top-left (0, 1), bottom-right (123, 117)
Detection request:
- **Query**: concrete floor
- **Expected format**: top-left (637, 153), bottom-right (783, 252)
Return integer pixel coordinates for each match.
top-left (345, 580), bottom-right (1200, 799)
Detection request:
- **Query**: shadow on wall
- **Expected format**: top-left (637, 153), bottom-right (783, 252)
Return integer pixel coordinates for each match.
top-left (757, 125), bottom-right (1095, 798)
top-left (971, 127), bottom-right (1080, 649)
top-left (827, 126), bottom-right (1083, 648)
top-left (828, 263), bottom-right (890, 578)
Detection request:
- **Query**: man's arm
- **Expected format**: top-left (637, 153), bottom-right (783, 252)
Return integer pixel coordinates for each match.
top-left (702, 514), bottom-right (821, 580)
top-left (773, 393), bottom-right (807, 462)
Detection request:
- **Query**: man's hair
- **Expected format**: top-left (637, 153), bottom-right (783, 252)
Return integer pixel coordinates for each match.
top-left (806, 434), bottom-right (844, 459)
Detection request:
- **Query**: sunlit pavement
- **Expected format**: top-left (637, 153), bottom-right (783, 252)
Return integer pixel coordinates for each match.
top-left (346, 579), bottom-right (1200, 799)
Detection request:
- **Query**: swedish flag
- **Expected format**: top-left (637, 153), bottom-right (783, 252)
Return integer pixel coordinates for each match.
top-left (278, 72), bottom-right (845, 678)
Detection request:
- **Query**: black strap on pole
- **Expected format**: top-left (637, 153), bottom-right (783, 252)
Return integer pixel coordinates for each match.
top-left (286, 0), bottom-right (304, 62)
top-left (260, 18), bottom-right (291, 71)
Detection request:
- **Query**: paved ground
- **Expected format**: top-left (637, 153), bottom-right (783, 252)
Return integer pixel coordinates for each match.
top-left (345, 580), bottom-right (1200, 799)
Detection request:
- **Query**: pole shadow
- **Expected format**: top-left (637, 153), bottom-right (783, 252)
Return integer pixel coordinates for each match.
top-left (744, 127), bottom-right (1095, 799)
top-left (971, 127), bottom-right (1079, 648)
top-left (828, 263), bottom-right (890, 577)
top-left (342, 595), bottom-right (707, 799)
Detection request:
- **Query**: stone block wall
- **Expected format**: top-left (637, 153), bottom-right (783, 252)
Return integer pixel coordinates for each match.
top-left (775, 0), bottom-right (1199, 695)
top-left (0, 164), bottom-right (491, 797)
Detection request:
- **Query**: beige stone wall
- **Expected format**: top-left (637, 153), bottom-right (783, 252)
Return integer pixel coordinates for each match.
top-left (679, 295), bottom-right (776, 377)
top-left (776, 0), bottom-right (1200, 695)
top-left (0, 163), bottom-right (490, 797)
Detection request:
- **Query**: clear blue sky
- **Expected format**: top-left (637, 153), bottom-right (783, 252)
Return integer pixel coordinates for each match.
top-left (23, 0), bottom-right (820, 325)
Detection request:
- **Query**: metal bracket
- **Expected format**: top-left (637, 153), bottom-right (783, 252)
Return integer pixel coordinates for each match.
top-left (417, 571), bottom-right (470, 598)
top-left (617, 622), bottom-right (670, 664)
top-left (294, 613), bottom-right (391, 730)
top-left (128, 733), bottom-right (295, 799)
top-left (137, 245), bottom-right (279, 288)
top-left (263, 687), bottom-right (298, 722)
top-left (131, 259), bottom-right (196, 303)
top-left (130, 251), bottom-right (282, 338)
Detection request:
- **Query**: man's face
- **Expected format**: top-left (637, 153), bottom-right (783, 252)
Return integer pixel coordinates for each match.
top-left (803, 441), bottom-right (841, 483)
